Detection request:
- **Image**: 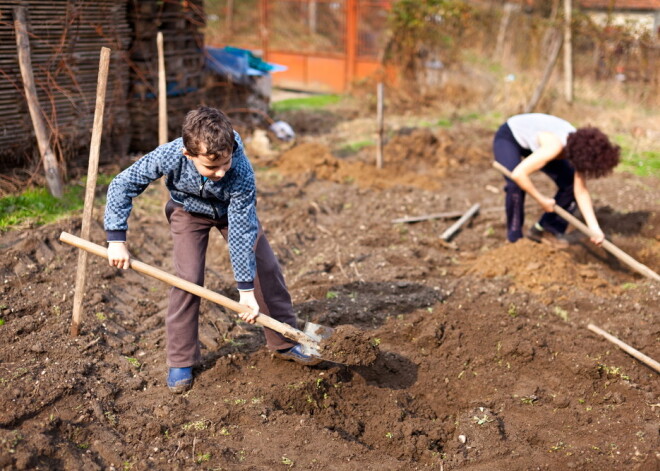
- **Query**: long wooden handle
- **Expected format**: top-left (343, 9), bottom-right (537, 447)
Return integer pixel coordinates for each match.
top-left (588, 324), bottom-right (660, 373)
top-left (492, 162), bottom-right (660, 282)
top-left (59, 232), bottom-right (317, 348)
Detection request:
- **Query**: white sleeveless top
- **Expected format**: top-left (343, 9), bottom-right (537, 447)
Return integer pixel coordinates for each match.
top-left (507, 113), bottom-right (576, 151)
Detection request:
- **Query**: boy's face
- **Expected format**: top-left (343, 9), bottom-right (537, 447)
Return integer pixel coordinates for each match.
top-left (183, 145), bottom-right (232, 181)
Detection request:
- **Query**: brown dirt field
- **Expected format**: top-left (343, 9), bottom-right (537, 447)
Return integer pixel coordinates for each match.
top-left (0, 111), bottom-right (658, 470)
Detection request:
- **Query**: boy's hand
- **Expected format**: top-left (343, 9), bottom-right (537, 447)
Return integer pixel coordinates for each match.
top-left (108, 242), bottom-right (131, 269)
top-left (238, 290), bottom-right (260, 324)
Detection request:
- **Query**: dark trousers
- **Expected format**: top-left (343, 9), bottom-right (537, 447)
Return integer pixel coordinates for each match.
top-left (165, 200), bottom-right (297, 367)
top-left (493, 123), bottom-right (576, 242)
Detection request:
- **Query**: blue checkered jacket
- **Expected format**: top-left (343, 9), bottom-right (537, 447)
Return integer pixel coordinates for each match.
top-left (104, 132), bottom-right (258, 289)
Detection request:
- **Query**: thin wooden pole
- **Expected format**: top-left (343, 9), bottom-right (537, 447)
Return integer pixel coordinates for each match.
top-left (493, 161), bottom-right (660, 282)
top-left (70, 47), bottom-right (111, 337)
top-left (225, 0), bottom-right (234, 37)
top-left (13, 6), bottom-right (63, 198)
top-left (157, 31), bottom-right (167, 145)
top-left (524, 30), bottom-right (562, 113)
top-left (495, 3), bottom-right (515, 59)
top-left (587, 324), bottom-right (660, 373)
top-left (376, 82), bottom-right (384, 169)
top-left (563, 0), bottom-right (573, 103)
top-left (440, 203), bottom-right (481, 242)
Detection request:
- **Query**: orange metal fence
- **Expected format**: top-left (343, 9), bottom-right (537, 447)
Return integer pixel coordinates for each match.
top-left (207, 0), bottom-right (393, 92)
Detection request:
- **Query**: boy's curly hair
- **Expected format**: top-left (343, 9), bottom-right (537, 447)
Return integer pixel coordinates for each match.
top-left (182, 106), bottom-right (235, 160)
top-left (565, 127), bottom-right (620, 179)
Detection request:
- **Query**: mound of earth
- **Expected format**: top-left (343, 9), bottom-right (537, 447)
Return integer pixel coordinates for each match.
top-left (468, 238), bottom-right (612, 297)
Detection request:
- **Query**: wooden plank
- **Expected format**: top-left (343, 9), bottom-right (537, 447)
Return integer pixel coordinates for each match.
top-left (440, 204), bottom-right (481, 242)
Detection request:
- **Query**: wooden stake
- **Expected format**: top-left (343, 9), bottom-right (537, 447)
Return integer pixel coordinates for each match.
top-left (587, 324), bottom-right (660, 374)
top-left (13, 6), bottom-right (63, 198)
top-left (493, 161), bottom-right (660, 282)
top-left (157, 31), bottom-right (167, 145)
top-left (524, 30), bottom-right (562, 113)
top-left (495, 3), bottom-right (515, 59)
top-left (376, 82), bottom-right (384, 169)
top-left (70, 47), bottom-right (111, 337)
top-left (563, 0), bottom-right (573, 103)
top-left (440, 203), bottom-right (481, 242)
top-left (392, 207), bottom-right (501, 225)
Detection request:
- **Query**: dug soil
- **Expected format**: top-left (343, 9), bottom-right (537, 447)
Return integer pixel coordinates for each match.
top-left (0, 111), bottom-right (658, 470)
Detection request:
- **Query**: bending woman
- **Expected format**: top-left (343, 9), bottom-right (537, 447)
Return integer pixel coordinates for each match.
top-left (493, 113), bottom-right (620, 245)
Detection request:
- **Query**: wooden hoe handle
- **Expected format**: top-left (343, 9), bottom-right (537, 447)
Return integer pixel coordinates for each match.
top-left (59, 232), bottom-right (317, 348)
top-left (492, 162), bottom-right (660, 282)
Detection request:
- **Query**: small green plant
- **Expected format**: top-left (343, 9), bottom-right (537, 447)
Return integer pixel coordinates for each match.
top-left (472, 414), bottom-right (492, 425)
top-left (196, 452), bottom-right (211, 463)
top-left (370, 337), bottom-right (381, 347)
top-left (182, 420), bottom-right (209, 431)
top-left (125, 357), bottom-right (141, 368)
top-left (281, 456), bottom-right (294, 467)
top-left (325, 291), bottom-right (339, 299)
top-left (95, 312), bottom-right (107, 321)
top-left (549, 441), bottom-right (566, 452)
top-left (104, 411), bottom-right (117, 425)
top-left (385, 432), bottom-right (393, 439)
top-left (553, 306), bottom-right (569, 322)
top-left (507, 303), bottom-right (518, 318)
top-left (219, 427), bottom-right (231, 436)
top-left (520, 395), bottom-right (538, 405)
top-left (620, 282), bottom-right (637, 290)
top-left (0, 319), bottom-right (4, 326)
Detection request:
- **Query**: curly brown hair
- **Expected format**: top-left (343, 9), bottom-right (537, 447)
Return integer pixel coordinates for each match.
top-left (565, 127), bottom-right (620, 179)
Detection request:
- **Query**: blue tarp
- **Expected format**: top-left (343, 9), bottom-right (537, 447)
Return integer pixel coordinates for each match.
top-left (205, 46), bottom-right (287, 85)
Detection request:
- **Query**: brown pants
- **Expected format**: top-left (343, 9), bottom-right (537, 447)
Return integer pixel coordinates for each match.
top-left (165, 200), bottom-right (297, 367)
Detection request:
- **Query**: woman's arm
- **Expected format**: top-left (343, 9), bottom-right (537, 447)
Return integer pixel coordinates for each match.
top-left (510, 132), bottom-right (564, 212)
top-left (573, 171), bottom-right (605, 245)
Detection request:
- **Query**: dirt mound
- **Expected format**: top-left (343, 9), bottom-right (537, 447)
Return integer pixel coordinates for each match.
top-left (468, 239), bottom-right (614, 296)
top-left (319, 324), bottom-right (380, 366)
top-left (275, 141), bottom-right (443, 190)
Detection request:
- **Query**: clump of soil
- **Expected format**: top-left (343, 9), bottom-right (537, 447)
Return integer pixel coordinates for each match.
top-left (319, 325), bottom-right (380, 366)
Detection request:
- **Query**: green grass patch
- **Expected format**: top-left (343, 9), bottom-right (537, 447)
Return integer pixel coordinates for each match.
top-left (0, 186), bottom-right (84, 230)
top-left (340, 140), bottom-right (374, 154)
top-left (0, 173), bottom-right (116, 231)
top-left (271, 94), bottom-right (342, 112)
top-left (613, 135), bottom-right (660, 178)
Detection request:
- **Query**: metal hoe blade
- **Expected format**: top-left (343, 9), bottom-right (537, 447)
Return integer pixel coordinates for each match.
top-left (300, 321), bottom-right (335, 358)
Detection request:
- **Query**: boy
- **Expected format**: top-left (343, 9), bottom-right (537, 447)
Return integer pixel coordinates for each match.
top-left (492, 113), bottom-right (620, 246)
top-left (104, 106), bottom-right (318, 394)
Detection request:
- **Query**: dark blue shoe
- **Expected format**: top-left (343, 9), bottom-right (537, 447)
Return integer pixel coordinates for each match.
top-left (274, 344), bottom-right (322, 366)
top-left (167, 367), bottom-right (193, 393)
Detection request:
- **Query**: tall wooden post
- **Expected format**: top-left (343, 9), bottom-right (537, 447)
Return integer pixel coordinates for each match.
top-left (13, 6), bottom-right (63, 198)
top-left (70, 48), bottom-right (111, 337)
top-left (345, 0), bottom-right (358, 88)
top-left (563, 0), bottom-right (573, 103)
top-left (376, 82), bottom-right (384, 169)
top-left (157, 31), bottom-right (167, 145)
